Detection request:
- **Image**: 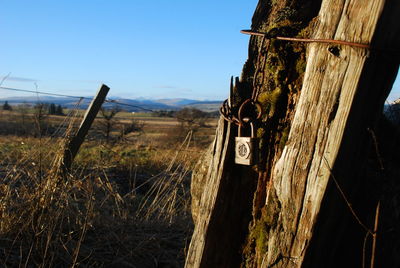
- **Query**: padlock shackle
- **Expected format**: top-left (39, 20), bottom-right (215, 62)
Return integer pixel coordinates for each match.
top-left (238, 99), bottom-right (262, 125)
top-left (238, 121), bottom-right (255, 138)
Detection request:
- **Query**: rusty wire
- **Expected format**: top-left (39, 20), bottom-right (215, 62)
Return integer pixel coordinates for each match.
top-left (251, 36), bottom-right (270, 101)
top-left (219, 99), bottom-right (240, 125)
top-left (240, 30), bottom-right (371, 49)
top-left (220, 29), bottom-right (372, 125)
top-left (219, 34), bottom-right (269, 126)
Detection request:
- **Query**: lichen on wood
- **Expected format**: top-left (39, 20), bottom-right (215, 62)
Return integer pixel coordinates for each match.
top-left (186, 0), bottom-right (400, 267)
top-left (239, 1), bottom-right (320, 266)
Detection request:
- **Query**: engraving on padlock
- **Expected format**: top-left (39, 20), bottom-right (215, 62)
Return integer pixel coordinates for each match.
top-left (235, 122), bottom-right (257, 165)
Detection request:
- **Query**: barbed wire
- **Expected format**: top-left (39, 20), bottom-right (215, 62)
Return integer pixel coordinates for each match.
top-left (105, 99), bottom-right (154, 112)
top-left (0, 85), bottom-right (218, 126)
top-left (0, 86), bottom-right (155, 112)
top-left (0, 86), bottom-right (89, 100)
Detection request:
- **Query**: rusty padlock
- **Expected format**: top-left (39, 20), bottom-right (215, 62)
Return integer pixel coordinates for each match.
top-left (235, 122), bottom-right (257, 166)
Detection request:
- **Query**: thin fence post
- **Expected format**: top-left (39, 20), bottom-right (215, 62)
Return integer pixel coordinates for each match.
top-left (62, 84), bottom-right (110, 173)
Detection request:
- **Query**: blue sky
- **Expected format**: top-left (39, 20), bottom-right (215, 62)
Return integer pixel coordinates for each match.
top-left (1, 0), bottom-right (399, 101)
top-left (0, 0), bottom-right (258, 100)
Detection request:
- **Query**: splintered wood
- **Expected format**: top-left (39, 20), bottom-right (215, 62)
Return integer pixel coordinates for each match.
top-left (266, 0), bottom-right (385, 266)
top-left (186, 0), bottom-right (400, 267)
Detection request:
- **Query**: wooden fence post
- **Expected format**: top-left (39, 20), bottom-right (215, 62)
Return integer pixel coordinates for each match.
top-left (186, 0), bottom-right (400, 267)
top-left (62, 84), bottom-right (110, 172)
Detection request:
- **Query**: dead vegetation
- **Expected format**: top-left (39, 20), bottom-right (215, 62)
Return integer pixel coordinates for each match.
top-left (0, 106), bottom-right (214, 267)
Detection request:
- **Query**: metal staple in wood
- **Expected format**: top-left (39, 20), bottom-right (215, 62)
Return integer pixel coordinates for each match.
top-left (220, 29), bottom-right (372, 126)
top-left (240, 30), bottom-right (371, 49)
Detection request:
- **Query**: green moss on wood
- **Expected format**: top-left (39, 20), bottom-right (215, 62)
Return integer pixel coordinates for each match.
top-left (258, 87), bottom-right (283, 118)
top-left (279, 126), bottom-right (290, 149)
top-left (240, 1), bottom-right (320, 266)
top-left (296, 59), bottom-right (306, 74)
top-left (254, 218), bottom-right (269, 254)
top-left (257, 127), bottom-right (266, 139)
top-left (243, 186), bottom-right (281, 266)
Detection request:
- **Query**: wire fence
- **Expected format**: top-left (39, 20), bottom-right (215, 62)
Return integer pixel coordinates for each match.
top-left (0, 85), bottom-right (222, 129)
top-left (0, 86), bottom-right (156, 112)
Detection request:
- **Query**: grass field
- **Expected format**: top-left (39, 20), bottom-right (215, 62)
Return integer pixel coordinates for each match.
top-left (0, 107), bottom-right (217, 267)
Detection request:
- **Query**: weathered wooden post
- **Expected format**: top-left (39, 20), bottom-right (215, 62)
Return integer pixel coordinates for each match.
top-left (62, 84), bottom-right (110, 172)
top-left (186, 0), bottom-right (400, 267)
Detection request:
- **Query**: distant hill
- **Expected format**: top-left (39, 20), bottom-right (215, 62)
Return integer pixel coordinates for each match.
top-left (156, 98), bottom-right (199, 107)
top-left (184, 101), bottom-right (222, 113)
top-left (0, 96), bottom-right (223, 112)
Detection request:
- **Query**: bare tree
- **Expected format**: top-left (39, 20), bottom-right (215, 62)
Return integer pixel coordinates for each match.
top-left (99, 105), bottom-right (121, 141)
top-left (175, 108), bottom-right (207, 131)
top-left (3, 101), bottom-right (12, 111)
top-left (118, 119), bottom-right (145, 141)
top-left (34, 103), bottom-right (49, 136)
top-left (17, 103), bottom-right (31, 135)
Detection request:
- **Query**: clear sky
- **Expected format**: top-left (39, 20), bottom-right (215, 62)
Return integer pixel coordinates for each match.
top-left (1, 0), bottom-right (399, 101)
top-left (0, 0), bottom-right (258, 100)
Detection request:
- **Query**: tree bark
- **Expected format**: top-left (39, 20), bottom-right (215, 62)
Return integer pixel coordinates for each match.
top-left (186, 0), bottom-right (400, 267)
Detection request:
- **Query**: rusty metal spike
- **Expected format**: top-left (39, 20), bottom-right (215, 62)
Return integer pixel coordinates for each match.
top-left (229, 76), bottom-right (233, 108)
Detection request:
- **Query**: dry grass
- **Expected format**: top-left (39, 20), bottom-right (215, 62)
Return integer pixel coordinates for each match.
top-left (0, 109), bottom-right (210, 267)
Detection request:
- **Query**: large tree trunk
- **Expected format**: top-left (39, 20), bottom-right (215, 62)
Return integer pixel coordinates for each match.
top-left (186, 0), bottom-right (400, 267)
